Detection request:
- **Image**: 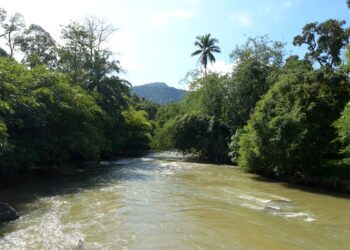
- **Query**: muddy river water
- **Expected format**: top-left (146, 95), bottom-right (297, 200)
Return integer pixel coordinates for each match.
top-left (0, 152), bottom-right (350, 249)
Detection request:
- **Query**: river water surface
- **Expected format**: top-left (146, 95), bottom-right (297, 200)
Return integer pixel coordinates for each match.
top-left (1, 152), bottom-right (350, 249)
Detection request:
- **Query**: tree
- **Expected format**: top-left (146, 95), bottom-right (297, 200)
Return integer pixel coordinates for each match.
top-left (0, 57), bottom-right (107, 171)
top-left (121, 107), bottom-right (152, 151)
top-left (191, 33), bottom-right (221, 75)
top-left (185, 73), bottom-right (228, 118)
top-left (134, 98), bottom-right (160, 120)
top-left (224, 58), bottom-right (271, 132)
top-left (58, 18), bottom-right (124, 97)
top-left (0, 12), bottom-right (25, 58)
top-left (238, 64), bottom-right (349, 177)
top-left (224, 36), bottom-right (286, 132)
top-left (0, 8), bottom-right (7, 35)
top-left (293, 19), bottom-right (350, 68)
top-left (58, 21), bottom-right (90, 84)
top-left (334, 102), bottom-right (350, 160)
top-left (16, 24), bottom-right (57, 68)
top-left (59, 17), bottom-right (120, 87)
top-left (166, 113), bottom-right (230, 162)
top-left (230, 35), bottom-right (286, 68)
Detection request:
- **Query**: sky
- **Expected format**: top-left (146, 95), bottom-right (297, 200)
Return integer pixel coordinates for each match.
top-left (1, 0), bottom-right (350, 89)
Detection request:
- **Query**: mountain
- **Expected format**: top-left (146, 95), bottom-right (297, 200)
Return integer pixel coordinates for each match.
top-left (132, 82), bottom-right (188, 104)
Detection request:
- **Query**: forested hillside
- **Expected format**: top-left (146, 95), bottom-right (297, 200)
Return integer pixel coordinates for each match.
top-left (133, 82), bottom-right (188, 104)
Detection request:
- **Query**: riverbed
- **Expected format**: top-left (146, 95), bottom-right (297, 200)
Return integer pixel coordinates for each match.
top-left (1, 152), bottom-right (350, 249)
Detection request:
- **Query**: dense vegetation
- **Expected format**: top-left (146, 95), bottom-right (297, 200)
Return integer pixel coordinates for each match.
top-left (152, 3), bottom-right (350, 190)
top-left (0, 9), bottom-right (153, 173)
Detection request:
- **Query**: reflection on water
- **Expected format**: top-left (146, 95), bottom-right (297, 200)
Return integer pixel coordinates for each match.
top-left (0, 152), bottom-right (350, 249)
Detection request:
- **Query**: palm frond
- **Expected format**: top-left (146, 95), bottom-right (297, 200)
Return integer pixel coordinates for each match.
top-left (210, 46), bottom-right (221, 53)
top-left (191, 49), bottom-right (203, 56)
top-left (208, 52), bottom-right (216, 64)
top-left (194, 41), bottom-right (204, 48)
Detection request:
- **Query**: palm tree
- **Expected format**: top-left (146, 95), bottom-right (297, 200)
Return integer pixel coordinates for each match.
top-left (191, 33), bottom-right (221, 75)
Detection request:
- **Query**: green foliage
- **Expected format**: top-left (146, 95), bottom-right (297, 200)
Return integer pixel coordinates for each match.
top-left (230, 35), bottom-right (286, 68)
top-left (224, 58), bottom-right (271, 132)
top-left (293, 19), bottom-right (350, 68)
top-left (0, 58), bottom-right (106, 171)
top-left (0, 122), bottom-right (9, 158)
top-left (151, 102), bottom-right (185, 149)
top-left (155, 102), bottom-right (186, 127)
top-left (121, 107), bottom-right (152, 151)
top-left (165, 114), bottom-right (230, 162)
top-left (334, 102), bottom-right (350, 158)
top-left (134, 98), bottom-right (160, 120)
top-left (15, 24), bottom-right (57, 68)
top-left (0, 8), bottom-right (157, 174)
top-left (154, 37), bottom-right (286, 163)
top-left (59, 18), bottom-right (121, 88)
top-left (238, 67), bottom-right (349, 177)
top-left (228, 128), bottom-right (243, 164)
top-left (186, 73), bottom-right (228, 118)
top-left (151, 117), bottom-right (177, 150)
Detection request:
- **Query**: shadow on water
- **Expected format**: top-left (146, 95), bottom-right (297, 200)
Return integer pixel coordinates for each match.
top-left (0, 159), bottom-right (154, 214)
top-left (250, 175), bottom-right (350, 200)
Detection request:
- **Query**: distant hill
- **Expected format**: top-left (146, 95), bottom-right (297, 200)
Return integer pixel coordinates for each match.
top-left (132, 82), bottom-right (188, 104)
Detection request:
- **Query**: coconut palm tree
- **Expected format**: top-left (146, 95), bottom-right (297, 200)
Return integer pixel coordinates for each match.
top-left (191, 33), bottom-right (221, 75)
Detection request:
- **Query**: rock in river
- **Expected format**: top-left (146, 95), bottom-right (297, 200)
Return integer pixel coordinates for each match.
top-left (0, 202), bottom-right (19, 224)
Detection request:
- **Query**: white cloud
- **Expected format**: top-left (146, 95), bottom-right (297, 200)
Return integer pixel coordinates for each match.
top-left (229, 11), bottom-right (253, 27)
top-left (207, 60), bottom-right (234, 75)
top-left (150, 10), bottom-right (194, 27)
top-left (257, 0), bottom-right (299, 17)
top-left (282, 0), bottom-right (299, 9)
top-left (230, 0), bottom-right (299, 26)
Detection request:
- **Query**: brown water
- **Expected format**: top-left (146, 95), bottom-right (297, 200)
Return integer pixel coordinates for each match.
top-left (0, 152), bottom-right (350, 249)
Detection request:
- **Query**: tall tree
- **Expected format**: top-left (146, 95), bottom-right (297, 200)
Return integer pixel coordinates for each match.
top-left (293, 19), bottom-right (350, 68)
top-left (59, 17), bottom-right (121, 90)
top-left (58, 21), bottom-right (90, 84)
top-left (191, 33), bottom-right (221, 75)
top-left (0, 12), bottom-right (25, 58)
top-left (230, 35), bottom-right (286, 68)
top-left (16, 24), bottom-right (57, 68)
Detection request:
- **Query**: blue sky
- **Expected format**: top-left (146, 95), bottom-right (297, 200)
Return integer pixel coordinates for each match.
top-left (1, 0), bottom-right (350, 89)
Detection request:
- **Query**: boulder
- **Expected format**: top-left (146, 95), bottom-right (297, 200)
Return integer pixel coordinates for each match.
top-left (0, 202), bottom-right (19, 224)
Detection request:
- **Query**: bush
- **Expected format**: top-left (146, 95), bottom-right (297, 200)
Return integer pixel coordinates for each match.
top-left (0, 58), bottom-right (106, 171)
top-left (121, 107), bottom-right (152, 151)
top-left (334, 102), bottom-right (350, 161)
top-left (168, 113), bottom-right (230, 162)
top-left (238, 68), bottom-right (348, 177)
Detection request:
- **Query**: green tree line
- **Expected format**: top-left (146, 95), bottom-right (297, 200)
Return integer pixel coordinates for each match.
top-left (0, 9), bottom-right (153, 173)
top-left (152, 3), bottom-right (350, 190)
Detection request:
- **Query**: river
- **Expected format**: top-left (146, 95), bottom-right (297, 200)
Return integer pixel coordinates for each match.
top-left (0, 152), bottom-right (350, 249)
